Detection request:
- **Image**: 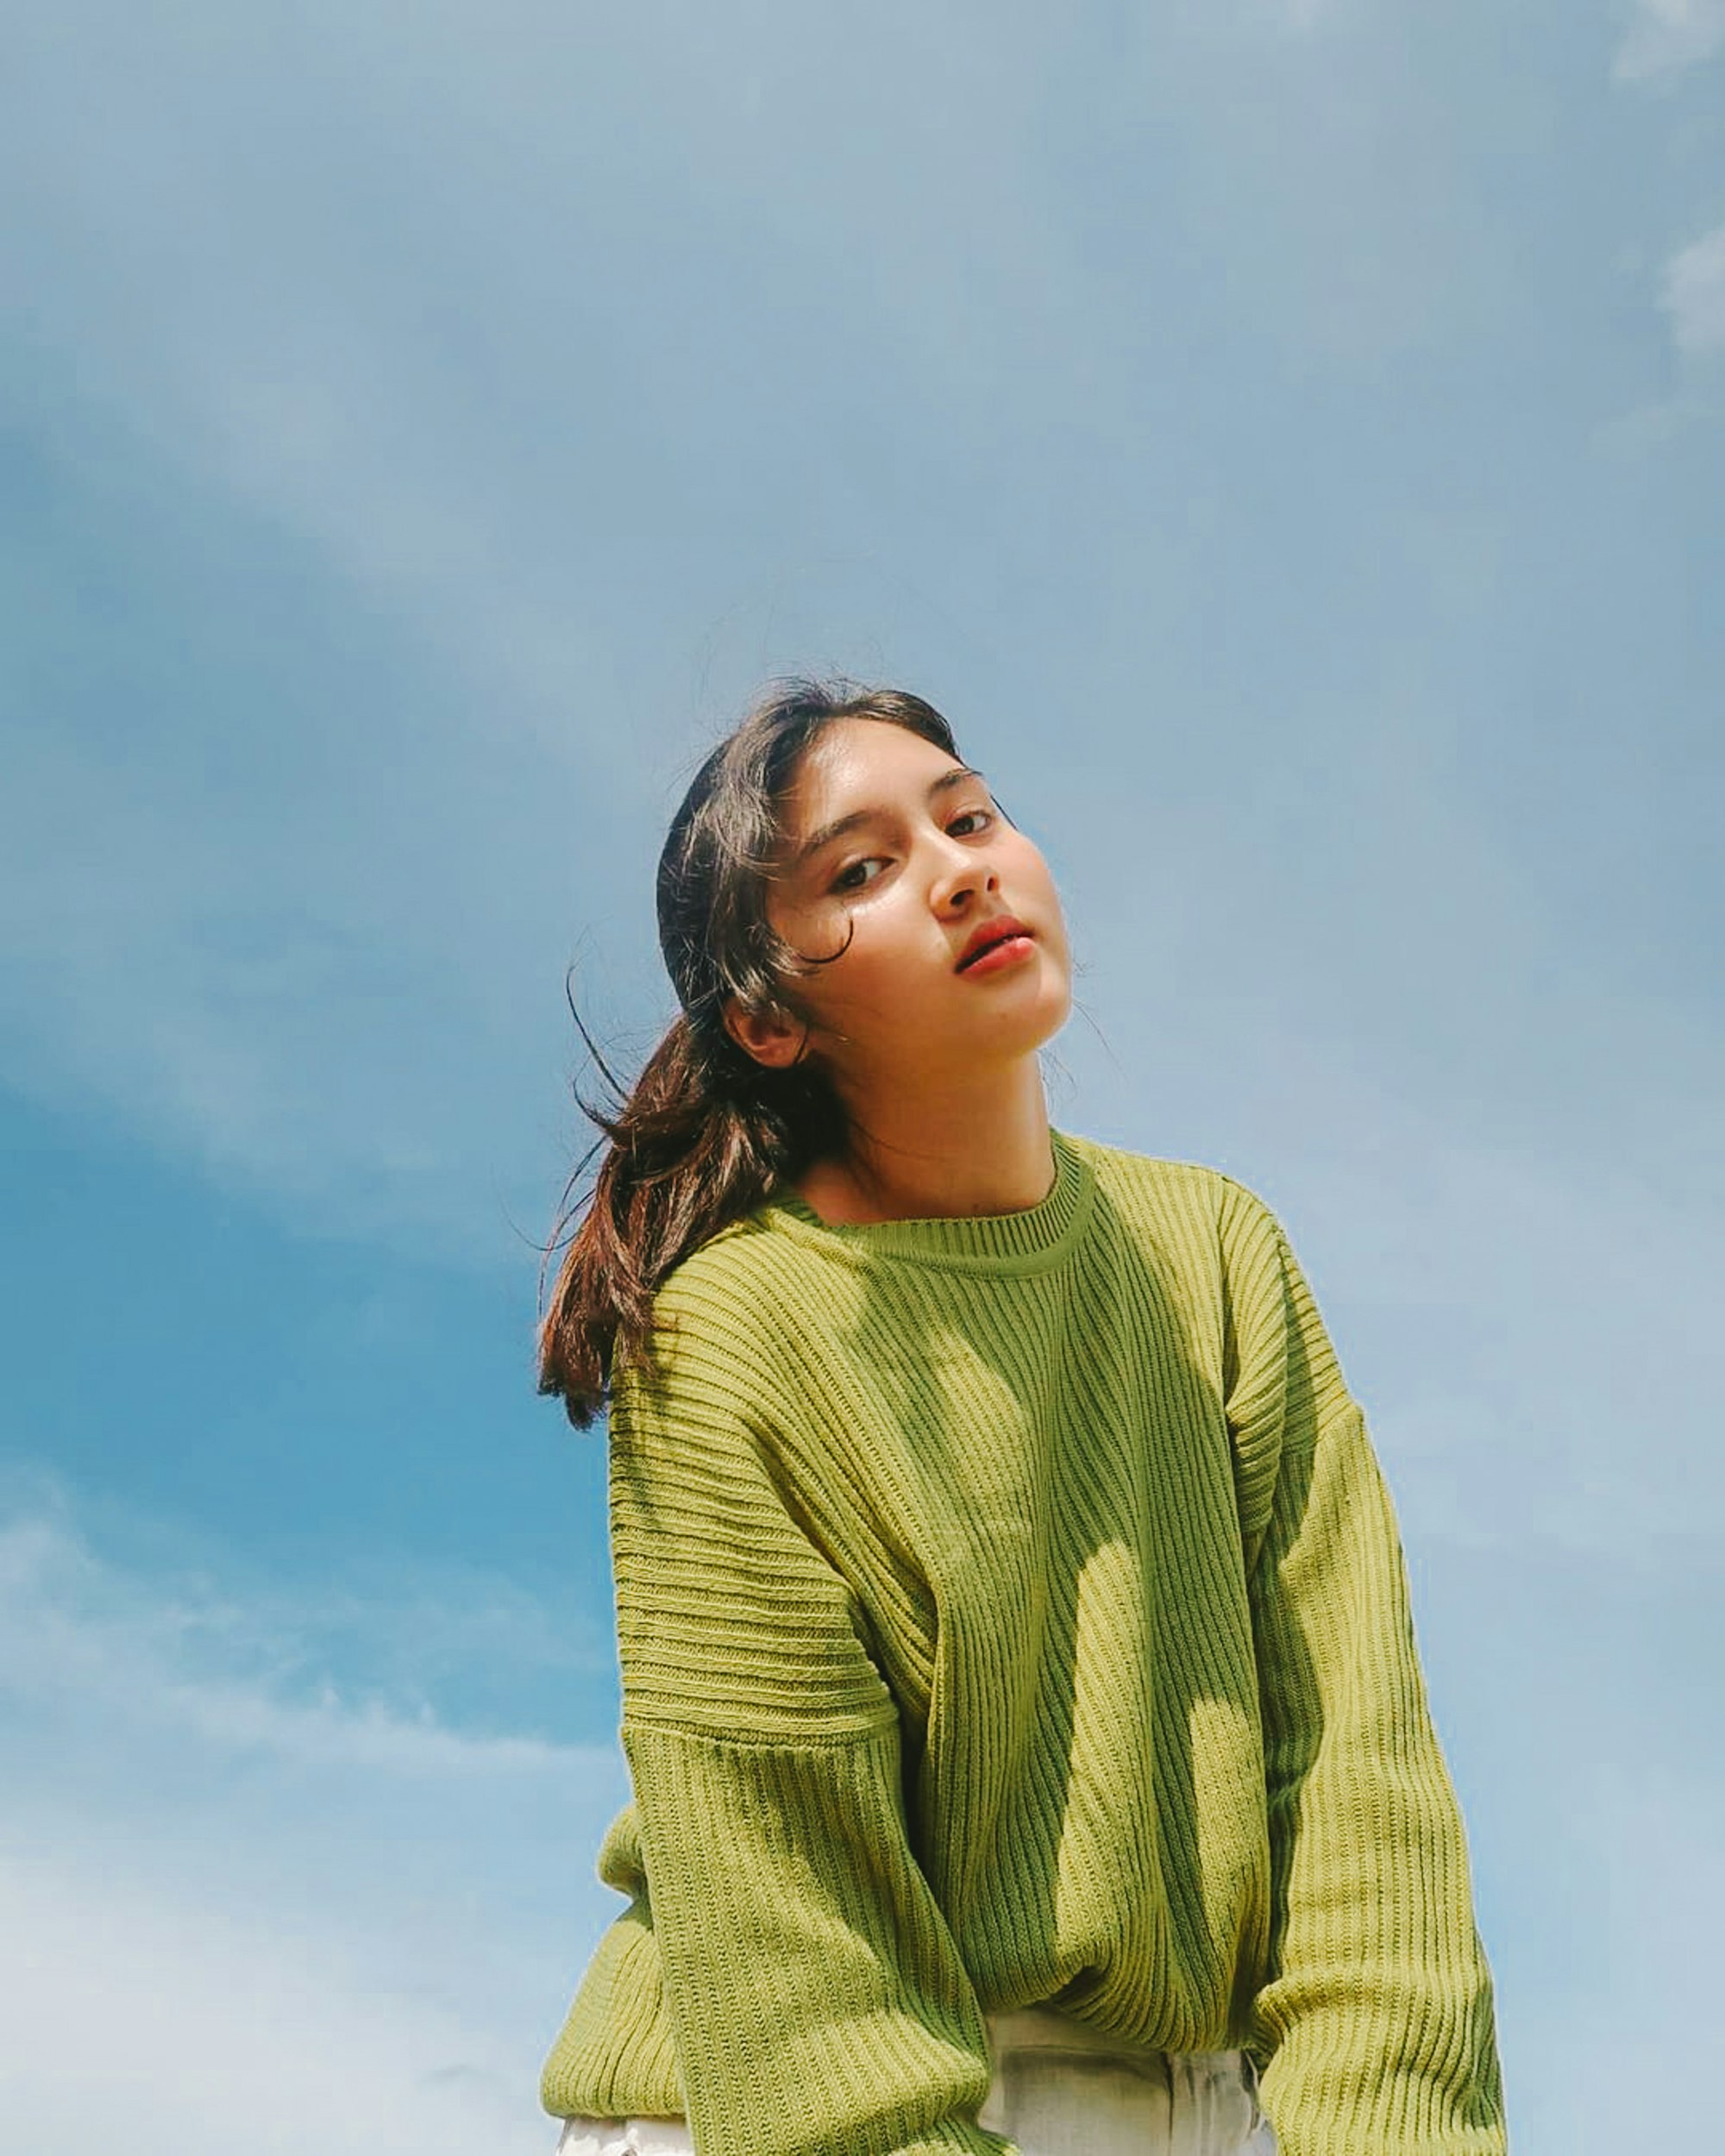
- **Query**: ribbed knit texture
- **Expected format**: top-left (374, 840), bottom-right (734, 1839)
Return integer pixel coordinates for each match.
top-left (542, 1131), bottom-right (1507, 2156)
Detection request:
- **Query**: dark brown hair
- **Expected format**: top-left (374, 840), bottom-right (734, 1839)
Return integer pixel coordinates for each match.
top-left (537, 679), bottom-right (963, 1427)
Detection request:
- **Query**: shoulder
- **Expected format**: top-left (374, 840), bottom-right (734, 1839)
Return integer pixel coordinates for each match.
top-left (1060, 1131), bottom-right (1287, 1262)
top-left (1061, 1138), bottom-right (1327, 1392)
top-left (623, 1206), bottom-right (830, 1416)
top-left (648, 1206), bottom-right (784, 1316)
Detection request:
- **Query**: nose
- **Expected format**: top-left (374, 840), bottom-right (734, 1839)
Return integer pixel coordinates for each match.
top-left (929, 828), bottom-right (1001, 916)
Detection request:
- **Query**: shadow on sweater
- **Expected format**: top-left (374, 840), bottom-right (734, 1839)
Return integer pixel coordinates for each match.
top-left (761, 1173), bottom-right (1324, 2057)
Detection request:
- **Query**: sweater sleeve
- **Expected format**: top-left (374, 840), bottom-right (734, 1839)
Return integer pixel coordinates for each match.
top-left (605, 1319), bottom-right (1012, 2156)
top-left (1220, 1184), bottom-right (1508, 2156)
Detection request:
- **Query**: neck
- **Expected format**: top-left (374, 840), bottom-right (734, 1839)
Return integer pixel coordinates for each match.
top-left (795, 1062), bottom-right (1056, 1225)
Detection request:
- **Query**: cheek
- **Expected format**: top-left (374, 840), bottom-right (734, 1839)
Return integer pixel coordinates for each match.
top-left (1020, 858), bottom-right (1073, 969)
top-left (1013, 843), bottom-right (1064, 913)
top-left (855, 906), bottom-right (938, 991)
top-left (792, 909), bottom-right (905, 1014)
top-left (831, 906), bottom-right (947, 1014)
top-left (781, 897), bottom-right (864, 971)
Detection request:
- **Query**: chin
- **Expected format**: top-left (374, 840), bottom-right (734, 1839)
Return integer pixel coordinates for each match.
top-left (992, 988), bottom-right (1072, 1059)
top-left (1029, 1002), bottom-right (1073, 1055)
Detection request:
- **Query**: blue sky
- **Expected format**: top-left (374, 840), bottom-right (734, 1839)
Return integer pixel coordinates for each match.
top-left (3, 3), bottom-right (1721, 2148)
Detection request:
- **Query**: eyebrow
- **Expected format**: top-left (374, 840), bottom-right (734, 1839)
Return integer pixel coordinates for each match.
top-left (787, 766), bottom-right (989, 874)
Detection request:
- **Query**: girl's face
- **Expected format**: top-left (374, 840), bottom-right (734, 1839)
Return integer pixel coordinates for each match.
top-left (728, 717), bottom-right (1073, 1094)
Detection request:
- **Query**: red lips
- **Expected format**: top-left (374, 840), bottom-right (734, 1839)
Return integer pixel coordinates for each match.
top-left (956, 915), bottom-right (1034, 970)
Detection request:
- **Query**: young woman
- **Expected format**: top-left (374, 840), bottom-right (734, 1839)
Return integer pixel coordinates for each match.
top-left (536, 681), bottom-right (1508, 2156)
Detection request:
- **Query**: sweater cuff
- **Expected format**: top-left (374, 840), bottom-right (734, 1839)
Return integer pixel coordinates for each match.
top-left (624, 1716), bottom-right (1004, 2156)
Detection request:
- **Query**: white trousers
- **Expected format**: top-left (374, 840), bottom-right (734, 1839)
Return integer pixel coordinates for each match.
top-left (555, 2005), bottom-right (1278, 2156)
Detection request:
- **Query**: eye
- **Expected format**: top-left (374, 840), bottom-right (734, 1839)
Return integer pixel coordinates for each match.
top-left (830, 856), bottom-right (887, 894)
top-left (948, 808), bottom-right (993, 837)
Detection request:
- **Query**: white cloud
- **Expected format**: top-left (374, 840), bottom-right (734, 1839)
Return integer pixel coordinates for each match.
top-left (1660, 221), bottom-right (1725, 354)
top-left (0, 1493), bottom-right (630, 2155)
top-left (2, 1852), bottom-right (548, 2156)
top-left (1615, 0), bottom-right (1725, 81)
top-left (0, 1508), bottom-right (593, 1777)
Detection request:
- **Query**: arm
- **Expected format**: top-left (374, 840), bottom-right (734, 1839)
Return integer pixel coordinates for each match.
top-left (606, 1305), bottom-right (1012, 2156)
top-left (1220, 1184), bottom-right (1508, 2156)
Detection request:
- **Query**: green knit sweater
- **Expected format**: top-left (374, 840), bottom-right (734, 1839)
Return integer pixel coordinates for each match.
top-left (542, 1130), bottom-right (1506, 2156)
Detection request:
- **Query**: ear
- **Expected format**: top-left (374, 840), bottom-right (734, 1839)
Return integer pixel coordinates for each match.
top-left (722, 994), bottom-right (809, 1069)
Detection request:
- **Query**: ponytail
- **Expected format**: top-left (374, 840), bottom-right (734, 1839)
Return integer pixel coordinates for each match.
top-left (536, 997), bottom-right (844, 1428)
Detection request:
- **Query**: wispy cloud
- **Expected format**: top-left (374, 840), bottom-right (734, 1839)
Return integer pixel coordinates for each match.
top-left (1661, 221), bottom-right (1725, 353)
top-left (0, 1505), bottom-right (598, 1777)
top-left (0, 660), bottom-right (636, 1263)
top-left (1, 1489), bottom-right (628, 2154)
top-left (1614, 0), bottom-right (1725, 82)
top-left (0, 0), bottom-right (1627, 1257)
top-left (1141, 1025), bottom-right (1725, 1558)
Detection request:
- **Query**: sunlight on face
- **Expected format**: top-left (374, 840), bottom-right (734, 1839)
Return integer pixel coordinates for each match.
top-left (751, 717), bottom-right (1073, 1094)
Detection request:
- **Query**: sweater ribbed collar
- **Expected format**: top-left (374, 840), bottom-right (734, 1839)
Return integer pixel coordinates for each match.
top-left (756, 1126), bottom-right (1095, 1275)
